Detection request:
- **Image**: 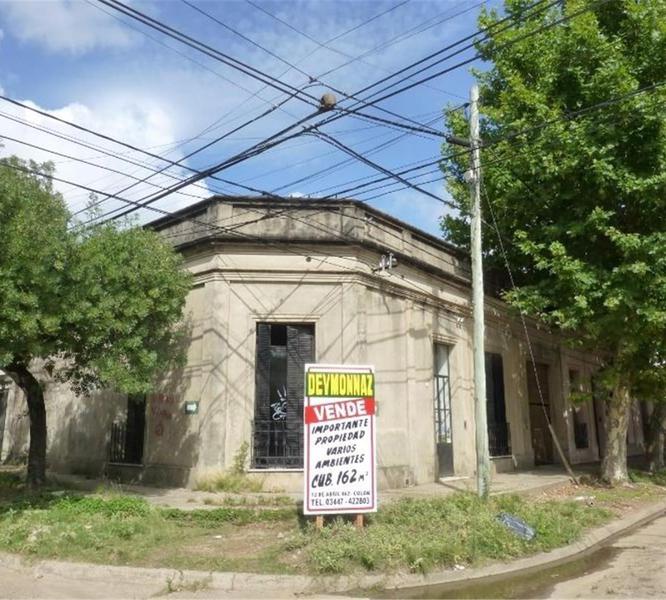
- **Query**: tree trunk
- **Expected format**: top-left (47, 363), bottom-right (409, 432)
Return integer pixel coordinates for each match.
top-left (600, 384), bottom-right (631, 485)
top-left (6, 362), bottom-right (47, 487)
top-left (646, 403), bottom-right (666, 473)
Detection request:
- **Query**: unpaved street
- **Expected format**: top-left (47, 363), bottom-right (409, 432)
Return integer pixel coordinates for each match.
top-left (547, 513), bottom-right (666, 598)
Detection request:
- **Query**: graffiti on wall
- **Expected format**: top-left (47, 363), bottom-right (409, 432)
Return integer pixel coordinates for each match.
top-left (150, 394), bottom-right (177, 437)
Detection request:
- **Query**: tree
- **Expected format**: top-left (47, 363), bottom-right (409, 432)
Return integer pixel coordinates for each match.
top-left (0, 157), bottom-right (191, 486)
top-left (441, 0), bottom-right (666, 484)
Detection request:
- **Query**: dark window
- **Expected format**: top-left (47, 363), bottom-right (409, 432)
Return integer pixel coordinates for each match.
top-left (253, 323), bottom-right (314, 468)
top-left (485, 353), bottom-right (511, 456)
top-left (569, 370), bottom-right (589, 449)
top-left (109, 395), bottom-right (146, 465)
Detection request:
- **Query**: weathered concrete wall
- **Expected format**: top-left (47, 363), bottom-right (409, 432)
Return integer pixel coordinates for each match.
top-left (1, 198), bottom-right (642, 490)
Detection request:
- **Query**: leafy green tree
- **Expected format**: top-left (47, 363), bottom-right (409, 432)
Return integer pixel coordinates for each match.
top-left (441, 0), bottom-right (666, 484)
top-left (0, 156), bottom-right (191, 486)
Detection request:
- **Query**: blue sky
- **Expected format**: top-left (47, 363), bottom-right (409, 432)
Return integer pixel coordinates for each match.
top-left (0, 0), bottom-right (500, 236)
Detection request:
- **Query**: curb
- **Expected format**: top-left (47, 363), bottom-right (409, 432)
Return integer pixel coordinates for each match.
top-left (0, 499), bottom-right (665, 597)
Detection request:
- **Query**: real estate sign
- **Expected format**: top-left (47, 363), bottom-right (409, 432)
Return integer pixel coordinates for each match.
top-left (303, 364), bottom-right (377, 515)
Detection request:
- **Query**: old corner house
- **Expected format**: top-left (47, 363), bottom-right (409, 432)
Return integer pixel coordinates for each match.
top-left (0, 197), bottom-right (645, 490)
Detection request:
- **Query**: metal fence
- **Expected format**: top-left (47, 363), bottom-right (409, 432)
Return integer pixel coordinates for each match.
top-left (488, 421), bottom-right (512, 457)
top-left (109, 421), bottom-right (127, 464)
top-left (109, 421), bottom-right (143, 465)
top-left (251, 419), bottom-right (303, 468)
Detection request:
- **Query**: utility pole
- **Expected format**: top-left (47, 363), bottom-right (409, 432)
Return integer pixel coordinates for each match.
top-left (468, 85), bottom-right (490, 498)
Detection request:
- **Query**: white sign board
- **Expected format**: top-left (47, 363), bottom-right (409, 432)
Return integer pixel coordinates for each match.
top-left (303, 364), bottom-right (377, 515)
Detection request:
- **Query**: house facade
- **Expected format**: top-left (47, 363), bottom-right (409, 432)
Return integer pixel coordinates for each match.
top-left (0, 197), bottom-right (645, 490)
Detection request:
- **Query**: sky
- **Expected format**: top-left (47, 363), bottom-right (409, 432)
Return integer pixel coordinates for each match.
top-left (0, 0), bottom-right (501, 236)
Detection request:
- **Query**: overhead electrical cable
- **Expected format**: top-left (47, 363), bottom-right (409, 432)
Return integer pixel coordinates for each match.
top-left (7, 0), bottom-right (615, 229)
top-left (96, 0), bottom-right (323, 108)
top-left (324, 0), bottom-right (610, 124)
top-left (98, 0), bottom-right (448, 139)
top-left (0, 133), bottom-right (207, 201)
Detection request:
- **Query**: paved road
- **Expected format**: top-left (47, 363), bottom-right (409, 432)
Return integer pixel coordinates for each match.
top-left (546, 514), bottom-right (666, 598)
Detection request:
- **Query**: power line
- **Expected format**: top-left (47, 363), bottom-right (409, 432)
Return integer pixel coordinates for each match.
top-left (7, 0), bottom-right (616, 229)
top-left (3, 158), bottom-right (448, 296)
top-left (312, 130), bottom-right (458, 210)
top-left (269, 114), bottom-right (443, 194)
top-left (181, 0), bottom-right (315, 82)
top-left (164, 0), bottom-right (426, 146)
top-left (321, 0), bottom-right (579, 123)
top-left (0, 109), bottom-right (230, 198)
top-left (99, 0), bottom-right (452, 139)
top-left (90, 110), bottom-right (321, 224)
top-left (96, 0), bottom-right (322, 108)
top-left (0, 133), bottom-right (207, 201)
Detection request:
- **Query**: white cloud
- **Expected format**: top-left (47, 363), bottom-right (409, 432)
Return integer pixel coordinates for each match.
top-left (0, 94), bottom-right (211, 222)
top-left (0, 0), bottom-right (487, 231)
top-left (2, 0), bottom-right (138, 54)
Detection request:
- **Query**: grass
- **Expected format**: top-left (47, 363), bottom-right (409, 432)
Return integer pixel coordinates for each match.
top-left (201, 494), bottom-right (296, 507)
top-left (0, 472), bottom-right (299, 572)
top-left (290, 493), bottom-right (612, 574)
top-left (0, 469), bottom-right (664, 577)
top-left (629, 468), bottom-right (666, 487)
top-left (194, 471), bottom-right (265, 494)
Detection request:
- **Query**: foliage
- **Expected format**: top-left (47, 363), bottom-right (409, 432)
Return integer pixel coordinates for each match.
top-left (0, 155), bottom-right (191, 392)
top-left (161, 506), bottom-right (297, 527)
top-left (441, 0), bottom-right (666, 360)
top-left (232, 441), bottom-right (250, 475)
top-left (629, 468), bottom-right (666, 487)
top-left (3, 481), bottom-right (665, 577)
top-left (0, 158), bottom-right (70, 368)
top-left (440, 0), bottom-right (666, 482)
top-left (0, 156), bottom-right (191, 483)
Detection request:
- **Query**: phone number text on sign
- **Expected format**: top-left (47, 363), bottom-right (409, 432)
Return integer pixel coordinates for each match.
top-left (303, 364), bottom-right (377, 515)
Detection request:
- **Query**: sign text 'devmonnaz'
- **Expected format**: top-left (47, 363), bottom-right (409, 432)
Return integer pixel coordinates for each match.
top-left (306, 371), bottom-right (374, 398)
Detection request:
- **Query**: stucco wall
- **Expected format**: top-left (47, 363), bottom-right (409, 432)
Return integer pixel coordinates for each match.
top-left (0, 198), bottom-right (643, 490)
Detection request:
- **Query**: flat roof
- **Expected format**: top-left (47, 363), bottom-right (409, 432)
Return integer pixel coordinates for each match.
top-left (147, 195), bottom-right (466, 259)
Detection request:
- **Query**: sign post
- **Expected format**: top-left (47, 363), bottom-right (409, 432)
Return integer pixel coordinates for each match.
top-left (303, 364), bottom-right (377, 522)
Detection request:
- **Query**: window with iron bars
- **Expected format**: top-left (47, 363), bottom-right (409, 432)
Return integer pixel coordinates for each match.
top-left (252, 323), bottom-right (314, 469)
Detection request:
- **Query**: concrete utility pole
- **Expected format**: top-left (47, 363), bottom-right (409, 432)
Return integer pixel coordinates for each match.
top-left (468, 85), bottom-right (490, 498)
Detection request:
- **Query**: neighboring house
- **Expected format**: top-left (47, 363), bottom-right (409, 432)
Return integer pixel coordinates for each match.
top-left (0, 197), bottom-right (645, 489)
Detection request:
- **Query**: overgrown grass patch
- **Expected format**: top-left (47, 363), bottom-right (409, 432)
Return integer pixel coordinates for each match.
top-left (292, 492), bottom-right (611, 574)
top-left (0, 489), bottom-right (298, 570)
top-left (194, 471), bottom-right (264, 493)
top-left (629, 468), bottom-right (666, 487)
top-left (1, 474), bottom-right (663, 576)
top-left (161, 506), bottom-right (298, 527)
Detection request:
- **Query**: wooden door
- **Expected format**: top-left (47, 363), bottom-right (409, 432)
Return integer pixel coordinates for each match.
top-left (527, 362), bottom-right (553, 464)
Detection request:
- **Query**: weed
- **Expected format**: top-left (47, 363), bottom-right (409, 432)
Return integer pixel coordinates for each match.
top-left (629, 468), bottom-right (666, 487)
top-left (194, 443), bottom-right (264, 493)
top-left (202, 494), bottom-right (295, 508)
top-left (163, 571), bottom-right (213, 594)
top-left (194, 472), bottom-right (264, 493)
top-left (0, 472), bottom-right (22, 491)
top-left (295, 492), bottom-right (610, 574)
top-left (231, 442), bottom-right (250, 475)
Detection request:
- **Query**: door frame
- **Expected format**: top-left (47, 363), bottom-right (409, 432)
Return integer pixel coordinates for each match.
top-left (434, 343), bottom-right (454, 477)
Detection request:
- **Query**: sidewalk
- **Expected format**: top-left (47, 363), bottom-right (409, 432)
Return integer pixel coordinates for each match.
top-left (49, 464), bottom-right (580, 511)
